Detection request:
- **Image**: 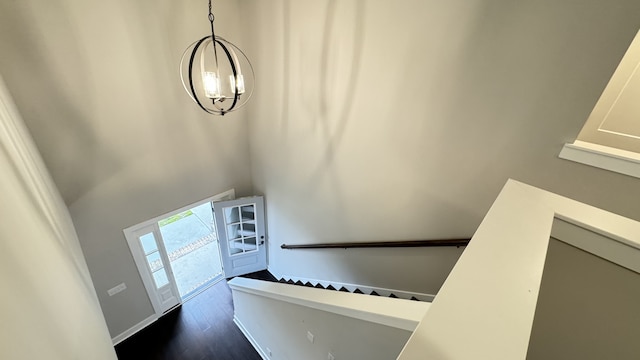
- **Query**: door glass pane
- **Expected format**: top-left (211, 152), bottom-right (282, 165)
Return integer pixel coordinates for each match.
top-left (243, 222), bottom-right (256, 234)
top-left (244, 237), bottom-right (257, 252)
top-left (227, 224), bottom-right (240, 240)
top-left (140, 232), bottom-right (158, 254)
top-left (152, 268), bottom-right (169, 288)
top-left (146, 251), bottom-right (163, 272)
top-left (241, 205), bottom-right (255, 221)
top-left (230, 240), bottom-right (244, 255)
top-left (224, 206), bottom-right (240, 224)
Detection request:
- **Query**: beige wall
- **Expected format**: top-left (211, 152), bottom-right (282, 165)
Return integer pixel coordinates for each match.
top-left (0, 0), bottom-right (253, 337)
top-left (527, 238), bottom-right (640, 359)
top-left (243, 0), bottom-right (640, 291)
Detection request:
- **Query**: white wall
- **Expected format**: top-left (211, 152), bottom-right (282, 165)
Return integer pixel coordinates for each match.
top-left (0, 0), bottom-right (253, 337)
top-left (243, 0), bottom-right (640, 292)
top-left (0, 77), bottom-right (116, 358)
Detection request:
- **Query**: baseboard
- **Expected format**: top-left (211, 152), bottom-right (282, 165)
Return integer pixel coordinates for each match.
top-left (111, 314), bottom-right (158, 345)
top-left (270, 271), bottom-right (435, 302)
top-left (233, 316), bottom-right (268, 360)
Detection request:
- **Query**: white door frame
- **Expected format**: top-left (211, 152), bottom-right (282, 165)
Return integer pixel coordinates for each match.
top-left (123, 189), bottom-right (235, 316)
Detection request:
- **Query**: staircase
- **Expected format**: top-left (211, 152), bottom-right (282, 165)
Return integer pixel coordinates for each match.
top-left (238, 270), bottom-right (433, 302)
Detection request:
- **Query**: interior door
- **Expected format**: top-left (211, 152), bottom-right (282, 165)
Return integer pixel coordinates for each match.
top-left (125, 224), bottom-right (181, 314)
top-left (213, 196), bottom-right (267, 278)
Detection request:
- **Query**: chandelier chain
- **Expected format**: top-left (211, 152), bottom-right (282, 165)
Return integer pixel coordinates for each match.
top-left (207, 0), bottom-right (219, 69)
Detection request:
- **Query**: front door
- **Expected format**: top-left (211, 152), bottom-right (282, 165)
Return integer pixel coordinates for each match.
top-left (212, 196), bottom-right (267, 278)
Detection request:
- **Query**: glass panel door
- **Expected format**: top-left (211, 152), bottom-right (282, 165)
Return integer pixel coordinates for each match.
top-left (213, 196), bottom-right (267, 278)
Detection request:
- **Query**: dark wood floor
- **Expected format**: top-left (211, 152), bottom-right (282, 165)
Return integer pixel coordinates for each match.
top-left (115, 279), bottom-right (263, 360)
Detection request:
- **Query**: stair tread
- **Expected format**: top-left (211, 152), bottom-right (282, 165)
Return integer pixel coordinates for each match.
top-left (276, 278), bottom-right (420, 302)
top-left (238, 270), bottom-right (278, 282)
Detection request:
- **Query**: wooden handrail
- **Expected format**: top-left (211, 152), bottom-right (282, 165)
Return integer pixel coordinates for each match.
top-left (280, 239), bottom-right (470, 250)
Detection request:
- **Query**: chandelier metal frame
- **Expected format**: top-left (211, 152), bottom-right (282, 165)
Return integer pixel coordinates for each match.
top-left (180, 0), bottom-right (254, 116)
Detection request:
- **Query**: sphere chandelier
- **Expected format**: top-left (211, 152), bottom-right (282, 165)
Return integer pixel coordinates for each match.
top-left (180, 0), bottom-right (254, 116)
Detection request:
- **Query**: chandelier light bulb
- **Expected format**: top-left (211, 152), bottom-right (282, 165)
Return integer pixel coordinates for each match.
top-left (203, 71), bottom-right (221, 99)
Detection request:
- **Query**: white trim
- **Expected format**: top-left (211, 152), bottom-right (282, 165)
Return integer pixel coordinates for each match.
top-left (233, 316), bottom-right (268, 360)
top-left (572, 30), bottom-right (640, 153)
top-left (122, 188), bottom-right (236, 232)
top-left (228, 277), bottom-right (430, 332)
top-left (551, 218), bottom-right (640, 274)
top-left (559, 140), bottom-right (640, 179)
top-left (111, 314), bottom-right (158, 345)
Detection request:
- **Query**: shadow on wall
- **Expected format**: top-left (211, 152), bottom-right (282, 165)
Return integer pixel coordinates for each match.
top-left (280, 0), bottom-right (367, 232)
top-left (310, 0), bottom-right (365, 212)
top-left (254, 0), bottom-right (640, 291)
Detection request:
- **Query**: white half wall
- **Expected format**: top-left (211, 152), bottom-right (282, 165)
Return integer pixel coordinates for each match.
top-left (398, 180), bottom-right (640, 359)
top-left (229, 277), bottom-right (429, 360)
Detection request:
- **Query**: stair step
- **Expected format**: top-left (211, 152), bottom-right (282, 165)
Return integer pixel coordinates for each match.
top-left (274, 277), bottom-right (423, 301)
top-left (239, 270), bottom-right (278, 282)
